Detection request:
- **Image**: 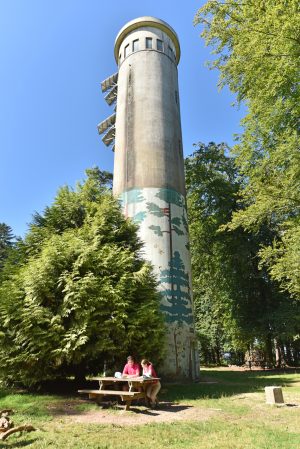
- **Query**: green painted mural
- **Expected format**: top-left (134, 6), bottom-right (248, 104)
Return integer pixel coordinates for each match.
top-left (155, 188), bottom-right (184, 207)
top-left (160, 251), bottom-right (193, 325)
top-left (132, 211), bottom-right (147, 224)
top-left (120, 188), bottom-right (145, 206)
top-left (114, 176), bottom-right (199, 377)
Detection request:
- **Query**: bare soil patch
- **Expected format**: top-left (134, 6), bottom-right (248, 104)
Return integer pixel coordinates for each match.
top-left (49, 400), bottom-right (217, 426)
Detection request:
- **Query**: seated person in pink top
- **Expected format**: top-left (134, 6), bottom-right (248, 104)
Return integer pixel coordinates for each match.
top-left (122, 355), bottom-right (140, 378)
top-left (141, 359), bottom-right (161, 408)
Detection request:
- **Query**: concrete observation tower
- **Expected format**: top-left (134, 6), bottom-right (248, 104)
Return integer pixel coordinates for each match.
top-left (98, 17), bottom-right (199, 379)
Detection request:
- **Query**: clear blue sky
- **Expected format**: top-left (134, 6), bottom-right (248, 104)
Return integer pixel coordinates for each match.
top-left (0, 0), bottom-right (245, 238)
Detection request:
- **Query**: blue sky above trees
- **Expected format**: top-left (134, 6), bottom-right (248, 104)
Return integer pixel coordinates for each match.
top-left (0, 0), bottom-right (245, 237)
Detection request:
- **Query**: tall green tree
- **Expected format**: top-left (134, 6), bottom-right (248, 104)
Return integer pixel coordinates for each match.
top-left (195, 0), bottom-right (300, 298)
top-left (0, 169), bottom-right (165, 386)
top-left (0, 223), bottom-right (15, 271)
top-left (186, 143), bottom-right (300, 366)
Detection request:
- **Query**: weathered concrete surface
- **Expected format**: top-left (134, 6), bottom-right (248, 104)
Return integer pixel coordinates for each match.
top-left (112, 17), bottom-right (199, 380)
top-left (265, 386), bottom-right (284, 404)
top-left (114, 29), bottom-right (184, 196)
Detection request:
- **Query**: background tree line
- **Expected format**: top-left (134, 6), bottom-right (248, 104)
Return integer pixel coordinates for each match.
top-left (186, 142), bottom-right (299, 367)
top-left (190, 0), bottom-right (299, 366)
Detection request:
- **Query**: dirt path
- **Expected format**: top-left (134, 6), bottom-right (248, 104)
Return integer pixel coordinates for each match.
top-left (49, 400), bottom-right (218, 426)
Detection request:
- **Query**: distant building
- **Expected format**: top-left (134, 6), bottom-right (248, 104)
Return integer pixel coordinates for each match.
top-left (98, 17), bottom-right (199, 379)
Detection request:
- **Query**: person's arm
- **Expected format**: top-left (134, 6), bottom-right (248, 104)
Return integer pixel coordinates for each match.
top-left (122, 364), bottom-right (129, 377)
top-left (149, 365), bottom-right (157, 377)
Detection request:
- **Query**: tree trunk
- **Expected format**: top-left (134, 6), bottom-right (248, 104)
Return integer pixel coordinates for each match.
top-left (285, 341), bottom-right (294, 366)
top-left (73, 364), bottom-right (86, 385)
top-left (279, 343), bottom-right (288, 367)
top-left (265, 334), bottom-right (274, 368)
top-left (215, 347), bottom-right (221, 365)
top-left (274, 339), bottom-right (281, 368)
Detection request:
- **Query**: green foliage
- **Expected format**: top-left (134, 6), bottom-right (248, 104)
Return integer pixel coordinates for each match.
top-left (186, 142), bottom-right (244, 360)
top-left (0, 169), bottom-right (165, 386)
top-left (195, 0), bottom-right (300, 298)
top-left (259, 221), bottom-right (300, 298)
top-left (186, 143), bottom-right (300, 365)
top-left (155, 188), bottom-right (184, 207)
top-left (0, 223), bottom-right (15, 271)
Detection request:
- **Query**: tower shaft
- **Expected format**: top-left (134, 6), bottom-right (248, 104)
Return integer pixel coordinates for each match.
top-left (101, 17), bottom-right (199, 379)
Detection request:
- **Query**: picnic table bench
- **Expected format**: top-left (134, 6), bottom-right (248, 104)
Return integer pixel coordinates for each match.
top-left (77, 389), bottom-right (145, 410)
top-left (78, 376), bottom-right (160, 411)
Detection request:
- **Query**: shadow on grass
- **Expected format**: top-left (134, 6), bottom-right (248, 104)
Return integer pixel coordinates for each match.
top-left (0, 438), bottom-right (38, 448)
top-left (113, 402), bottom-right (192, 416)
top-left (40, 398), bottom-right (193, 417)
top-left (0, 389), bottom-right (14, 400)
top-left (162, 369), bottom-right (300, 402)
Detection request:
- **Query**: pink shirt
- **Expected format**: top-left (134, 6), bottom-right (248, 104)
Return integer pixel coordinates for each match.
top-left (122, 362), bottom-right (140, 376)
top-left (143, 364), bottom-right (159, 383)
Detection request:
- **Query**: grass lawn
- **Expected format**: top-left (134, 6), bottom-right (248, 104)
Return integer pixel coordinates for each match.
top-left (0, 368), bottom-right (299, 449)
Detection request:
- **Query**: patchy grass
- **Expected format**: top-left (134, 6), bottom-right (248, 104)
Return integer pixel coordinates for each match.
top-left (0, 369), bottom-right (299, 449)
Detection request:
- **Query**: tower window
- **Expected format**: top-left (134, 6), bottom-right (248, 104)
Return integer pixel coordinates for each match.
top-left (124, 44), bottom-right (130, 58)
top-left (157, 39), bottom-right (163, 51)
top-left (168, 45), bottom-right (175, 60)
top-left (175, 90), bottom-right (179, 104)
top-left (132, 39), bottom-right (139, 52)
top-left (146, 37), bottom-right (152, 49)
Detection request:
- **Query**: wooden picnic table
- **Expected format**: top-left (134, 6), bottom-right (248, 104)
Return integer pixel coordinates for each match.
top-left (78, 376), bottom-right (160, 411)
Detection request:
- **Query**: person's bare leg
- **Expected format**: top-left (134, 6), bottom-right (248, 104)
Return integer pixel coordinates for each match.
top-left (149, 382), bottom-right (161, 407)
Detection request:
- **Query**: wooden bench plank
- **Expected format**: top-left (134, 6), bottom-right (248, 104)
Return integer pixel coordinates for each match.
top-left (78, 389), bottom-right (142, 397)
top-left (78, 389), bottom-right (146, 410)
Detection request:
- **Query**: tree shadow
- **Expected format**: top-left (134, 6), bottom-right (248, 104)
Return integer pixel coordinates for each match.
top-left (162, 369), bottom-right (300, 401)
top-left (0, 437), bottom-right (38, 448)
top-left (119, 402), bottom-right (192, 416)
top-left (0, 389), bottom-right (14, 400)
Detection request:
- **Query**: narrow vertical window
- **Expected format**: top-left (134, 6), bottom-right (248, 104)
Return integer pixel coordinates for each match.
top-left (132, 39), bottom-right (139, 52)
top-left (175, 90), bottom-right (179, 104)
top-left (146, 37), bottom-right (152, 49)
top-left (179, 140), bottom-right (183, 158)
top-left (124, 44), bottom-right (130, 58)
top-left (157, 39), bottom-right (163, 51)
top-left (168, 45), bottom-right (175, 60)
